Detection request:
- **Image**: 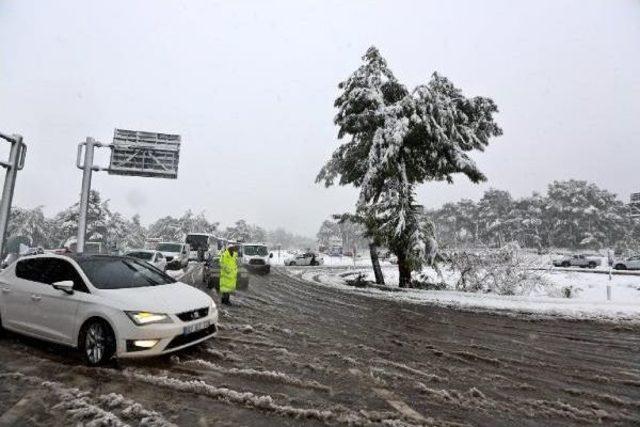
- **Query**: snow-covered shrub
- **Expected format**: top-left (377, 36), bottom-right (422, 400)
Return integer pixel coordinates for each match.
top-left (411, 272), bottom-right (448, 290)
top-left (447, 243), bottom-right (549, 295)
top-left (560, 285), bottom-right (582, 299)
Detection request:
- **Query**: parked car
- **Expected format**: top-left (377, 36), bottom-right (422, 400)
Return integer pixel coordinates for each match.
top-left (613, 255), bottom-right (640, 270)
top-left (552, 254), bottom-right (600, 268)
top-left (0, 254), bottom-right (218, 366)
top-left (125, 250), bottom-right (167, 271)
top-left (241, 243), bottom-right (273, 274)
top-left (285, 252), bottom-right (324, 266)
top-left (157, 242), bottom-right (190, 270)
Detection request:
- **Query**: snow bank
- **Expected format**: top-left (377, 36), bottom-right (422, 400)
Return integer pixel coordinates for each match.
top-left (1, 372), bottom-right (177, 427)
top-left (286, 267), bottom-right (640, 322)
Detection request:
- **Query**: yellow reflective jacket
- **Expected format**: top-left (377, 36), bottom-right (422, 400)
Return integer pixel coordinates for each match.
top-left (219, 249), bottom-right (238, 293)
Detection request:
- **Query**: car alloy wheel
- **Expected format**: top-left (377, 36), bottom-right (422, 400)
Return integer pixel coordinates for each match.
top-left (86, 323), bottom-right (106, 364)
top-left (81, 320), bottom-right (114, 366)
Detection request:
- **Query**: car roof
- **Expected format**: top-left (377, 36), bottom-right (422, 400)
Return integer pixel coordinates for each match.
top-left (16, 253), bottom-right (127, 263)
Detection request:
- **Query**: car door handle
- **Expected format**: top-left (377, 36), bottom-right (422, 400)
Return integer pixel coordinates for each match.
top-left (30, 295), bottom-right (42, 302)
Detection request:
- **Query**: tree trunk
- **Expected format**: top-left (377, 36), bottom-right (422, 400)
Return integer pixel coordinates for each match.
top-left (397, 251), bottom-right (412, 288)
top-left (369, 241), bottom-right (385, 285)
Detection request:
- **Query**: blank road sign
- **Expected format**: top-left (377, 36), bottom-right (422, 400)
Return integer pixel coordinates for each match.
top-left (109, 129), bottom-right (181, 179)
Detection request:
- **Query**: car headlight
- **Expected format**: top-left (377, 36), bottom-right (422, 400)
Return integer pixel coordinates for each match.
top-left (126, 311), bottom-right (173, 326)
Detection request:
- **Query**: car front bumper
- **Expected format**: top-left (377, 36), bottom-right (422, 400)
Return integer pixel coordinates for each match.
top-left (245, 264), bottom-right (270, 274)
top-left (116, 313), bottom-right (218, 358)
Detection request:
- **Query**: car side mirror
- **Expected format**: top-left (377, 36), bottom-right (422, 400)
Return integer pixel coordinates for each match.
top-left (269, 253), bottom-right (274, 258)
top-left (53, 280), bottom-right (74, 295)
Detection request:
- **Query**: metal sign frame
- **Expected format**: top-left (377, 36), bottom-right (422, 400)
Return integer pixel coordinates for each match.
top-left (630, 193), bottom-right (640, 219)
top-left (0, 132), bottom-right (27, 256)
top-left (109, 129), bottom-right (180, 179)
top-left (75, 129), bottom-right (181, 253)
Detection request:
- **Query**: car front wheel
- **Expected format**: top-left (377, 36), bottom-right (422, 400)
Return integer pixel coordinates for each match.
top-left (79, 319), bottom-right (115, 367)
top-left (614, 263), bottom-right (627, 270)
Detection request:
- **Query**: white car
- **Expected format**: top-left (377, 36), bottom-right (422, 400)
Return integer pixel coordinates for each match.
top-left (157, 242), bottom-right (190, 270)
top-left (285, 252), bottom-right (324, 266)
top-left (613, 255), bottom-right (640, 270)
top-left (0, 254), bottom-right (218, 366)
top-left (125, 250), bottom-right (167, 271)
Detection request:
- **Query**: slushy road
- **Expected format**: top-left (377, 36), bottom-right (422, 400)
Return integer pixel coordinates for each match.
top-left (0, 264), bottom-right (639, 426)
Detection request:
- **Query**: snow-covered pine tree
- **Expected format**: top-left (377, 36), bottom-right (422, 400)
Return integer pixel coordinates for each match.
top-left (7, 206), bottom-right (52, 248)
top-left (52, 190), bottom-right (111, 247)
top-left (318, 46), bottom-right (502, 286)
top-left (148, 216), bottom-right (183, 241)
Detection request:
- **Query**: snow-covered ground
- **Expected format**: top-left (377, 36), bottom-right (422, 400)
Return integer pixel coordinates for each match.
top-left (287, 265), bottom-right (640, 322)
top-left (269, 251), bottom-right (382, 267)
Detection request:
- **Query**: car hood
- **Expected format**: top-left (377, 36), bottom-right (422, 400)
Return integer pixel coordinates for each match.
top-left (99, 282), bottom-right (212, 313)
top-left (160, 251), bottom-right (180, 257)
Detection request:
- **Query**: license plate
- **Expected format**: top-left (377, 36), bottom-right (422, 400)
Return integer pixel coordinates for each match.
top-left (183, 320), bottom-right (210, 335)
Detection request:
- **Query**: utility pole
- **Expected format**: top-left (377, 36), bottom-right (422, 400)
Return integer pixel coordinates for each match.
top-left (0, 132), bottom-right (27, 257)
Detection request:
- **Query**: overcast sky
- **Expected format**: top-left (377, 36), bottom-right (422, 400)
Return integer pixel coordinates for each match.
top-left (1, 0), bottom-right (639, 236)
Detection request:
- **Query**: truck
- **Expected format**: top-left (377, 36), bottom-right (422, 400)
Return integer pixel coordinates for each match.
top-left (185, 233), bottom-right (216, 261)
top-left (552, 254), bottom-right (600, 269)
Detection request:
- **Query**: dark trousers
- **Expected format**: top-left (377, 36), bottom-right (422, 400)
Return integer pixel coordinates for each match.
top-left (221, 293), bottom-right (231, 305)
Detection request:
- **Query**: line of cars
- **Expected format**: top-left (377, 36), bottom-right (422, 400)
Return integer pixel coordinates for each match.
top-left (0, 233), bottom-right (279, 367)
top-left (551, 253), bottom-right (640, 271)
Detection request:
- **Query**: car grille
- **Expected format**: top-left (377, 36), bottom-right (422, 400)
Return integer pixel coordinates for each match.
top-left (176, 307), bottom-right (209, 322)
top-left (249, 259), bottom-right (266, 265)
top-left (165, 324), bottom-right (217, 349)
top-left (165, 256), bottom-right (174, 261)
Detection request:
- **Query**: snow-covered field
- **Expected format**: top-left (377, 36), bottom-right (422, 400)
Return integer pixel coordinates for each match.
top-left (287, 264), bottom-right (640, 322)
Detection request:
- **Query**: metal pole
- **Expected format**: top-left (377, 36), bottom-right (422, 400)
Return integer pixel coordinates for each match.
top-left (0, 134), bottom-right (25, 257)
top-left (77, 137), bottom-right (96, 253)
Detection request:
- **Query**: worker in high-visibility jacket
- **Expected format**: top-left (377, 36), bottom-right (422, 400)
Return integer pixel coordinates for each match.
top-left (219, 246), bottom-right (238, 305)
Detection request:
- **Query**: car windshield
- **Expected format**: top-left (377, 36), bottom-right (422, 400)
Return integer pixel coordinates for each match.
top-left (157, 243), bottom-right (182, 252)
top-left (78, 257), bottom-right (175, 289)
top-left (126, 251), bottom-right (154, 261)
top-left (243, 245), bottom-right (268, 256)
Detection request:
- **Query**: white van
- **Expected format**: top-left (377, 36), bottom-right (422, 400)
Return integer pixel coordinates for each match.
top-left (157, 242), bottom-right (190, 270)
top-left (240, 243), bottom-right (272, 274)
top-left (185, 233), bottom-right (215, 261)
